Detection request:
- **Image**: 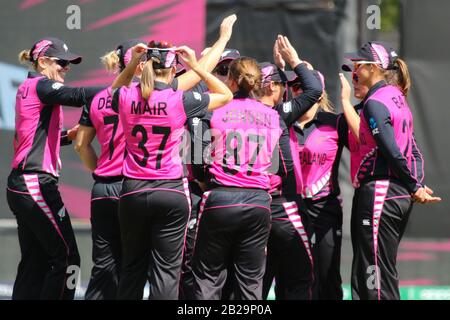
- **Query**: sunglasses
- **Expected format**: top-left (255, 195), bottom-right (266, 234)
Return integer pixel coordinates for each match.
top-left (213, 64), bottom-right (229, 76)
top-left (48, 57), bottom-right (70, 68)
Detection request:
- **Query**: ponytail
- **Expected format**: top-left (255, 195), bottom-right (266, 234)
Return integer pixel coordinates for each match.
top-left (140, 59), bottom-right (155, 100)
top-left (229, 57), bottom-right (262, 96)
top-left (101, 50), bottom-right (121, 74)
top-left (18, 50), bottom-right (31, 64)
top-left (18, 49), bottom-right (38, 70)
top-left (395, 58), bottom-right (411, 96)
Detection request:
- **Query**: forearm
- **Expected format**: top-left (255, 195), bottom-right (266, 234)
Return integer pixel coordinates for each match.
top-left (75, 144), bottom-right (98, 172)
top-left (176, 37), bottom-right (229, 91)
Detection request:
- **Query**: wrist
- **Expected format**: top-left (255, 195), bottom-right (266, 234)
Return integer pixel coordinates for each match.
top-left (289, 58), bottom-right (302, 69)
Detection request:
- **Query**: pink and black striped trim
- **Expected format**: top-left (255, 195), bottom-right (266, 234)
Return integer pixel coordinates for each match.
top-left (179, 178), bottom-right (193, 294)
top-left (191, 191), bottom-right (211, 258)
top-left (23, 174), bottom-right (69, 299)
top-left (372, 179), bottom-right (390, 300)
top-left (282, 201), bottom-right (315, 299)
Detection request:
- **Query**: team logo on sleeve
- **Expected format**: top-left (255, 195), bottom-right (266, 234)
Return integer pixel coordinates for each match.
top-left (283, 101), bottom-right (292, 113)
top-left (193, 92), bottom-right (202, 101)
top-left (369, 117), bottom-right (379, 135)
top-left (52, 82), bottom-right (64, 90)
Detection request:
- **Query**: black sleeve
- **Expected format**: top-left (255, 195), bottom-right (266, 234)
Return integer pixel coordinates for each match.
top-left (36, 77), bottom-right (104, 107)
top-left (275, 63), bottom-right (323, 126)
top-left (337, 113), bottom-right (349, 148)
top-left (170, 78), bottom-right (179, 90)
top-left (78, 101), bottom-right (94, 127)
top-left (364, 100), bottom-right (420, 193)
top-left (182, 91), bottom-right (210, 119)
top-left (190, 81), bottom-right (209, 94)
top-left (188, 113), bottom-right (212, 182)
top-left (270, 119), bottom-right (296, 194)
top-left (411, 134), bottom-right (425, 184)
top-left (60, 130), bottom-right (72, 146)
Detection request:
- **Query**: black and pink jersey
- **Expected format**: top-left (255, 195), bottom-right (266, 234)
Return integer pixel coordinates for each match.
top-left (207, 93), bottom-right (294, 190)
top-left (290, 111), bottom-right (346, 200)
top-left (339, 101), bottom-right (425, 187)
top-left (356, 81), bottom-right (421, 193)
top-left (115, 81), bottom-right (209, 180)
top-left (12, 72), bottom-right (102, 177)
top-left (79, 86), bottom-right (127, 178)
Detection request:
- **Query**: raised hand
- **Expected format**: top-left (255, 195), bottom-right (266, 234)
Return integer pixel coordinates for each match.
top-left (276, 35), bottom-right (302, 68)
top-left (220, 14), bottom-right (237, 41)
top-left (273, 41), bottom-right (285, 70)
top-left (339, 73), bottom-right (352, 102)
top-left (131, 43), bottom-right (148, 61)
top-left (176, 46), bottom-right (199, 69)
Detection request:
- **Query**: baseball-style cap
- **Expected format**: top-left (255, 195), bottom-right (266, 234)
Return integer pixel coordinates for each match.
top-left (116, 39), bottom-right (146, 70)
top-left (218, 48), bottom-right (240, 64)
top-left (342, 41), bottom-right (399, 72)
top-left (30, 37), bottom-right (82, 64)
top-left (147, 40), bottom-right (178, 69)
top-left (259, 62), bottom-right (296, 85)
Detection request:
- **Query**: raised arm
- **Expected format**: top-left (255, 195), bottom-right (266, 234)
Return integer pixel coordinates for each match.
top-left (175, 14), bottom-right (237, 91)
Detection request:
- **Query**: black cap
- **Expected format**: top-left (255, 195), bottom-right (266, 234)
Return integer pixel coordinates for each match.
top-left (342, 41), bottom-right (399, 71)
top-left (116, 39), bottom-right (145, 70)
top-left (30, 37), bottom-right (82, 64)
top-left (258, 62), bottom-right (296, 84)
top-left (218, 48), bottom-right (240, 64)
top-left (147, 40), bottom-right (178, 69)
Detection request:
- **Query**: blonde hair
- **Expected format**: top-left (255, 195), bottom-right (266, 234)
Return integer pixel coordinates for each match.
top-left (228, 57), bottom-right (262, 95)
top-left (317, 90), bottom-right (335, 113)
top-left (101, 50), bottom-right (121, 74)
top-left (140, 59), bottom-right (172, 100)
top-left (382, 58), bottom-right (411, 96)
top-left (18, 49), bottom-right (38, 70)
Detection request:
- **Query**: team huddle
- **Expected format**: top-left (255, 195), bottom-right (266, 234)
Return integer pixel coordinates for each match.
top-left (6, 14), bottom-right (441, 300)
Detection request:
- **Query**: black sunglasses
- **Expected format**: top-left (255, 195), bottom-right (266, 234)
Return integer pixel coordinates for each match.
top-left (49, 57), bottom-right (70, 68)
top-left (213, 64), bottom-right (229, 76)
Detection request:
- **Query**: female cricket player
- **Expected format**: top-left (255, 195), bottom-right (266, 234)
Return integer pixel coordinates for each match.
top-left (6, 37), bottom-right (103, 299)
top-left (114, 42), bottom-right (232, 300)
top-left (342, 41), bottom-right (441, 300)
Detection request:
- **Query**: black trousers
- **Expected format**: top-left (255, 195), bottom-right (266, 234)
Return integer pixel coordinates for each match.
top-left (192, 187), bottom-right (271, 300)
top-left (351, 179), bottom-right (413, 300)
top-left (262, 196), bottom-right (315, 300)
top-left (117, 178), bottom-right (190, 300)
top-left (178, 180), bottom-right (203, 300)
top-left (6, 170), bottom-right (80, 300)
top-left (304, 196), bottom-right (343, 300)
top-left (85, 180), bottom-right (122, 300)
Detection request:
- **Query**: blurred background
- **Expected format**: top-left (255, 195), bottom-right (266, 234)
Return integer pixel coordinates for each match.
top-left (0, 0), bottom-right (449, 299)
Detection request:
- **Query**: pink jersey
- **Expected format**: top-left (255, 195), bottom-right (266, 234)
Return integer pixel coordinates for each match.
top-left (12, 75), bottom-right (63, 176)
top-left (348, 129), bottom-right (362, 183)
top-left (117, 84), bottom-right (187, 180)
top-left (209, 98), bottom-right (282, 189)
top-left (356, 84), bottom-right (415, 188)
top-left (86, 87), bottom-right (125, 177)
top-left (290, 112), bottom-right (343, 200)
